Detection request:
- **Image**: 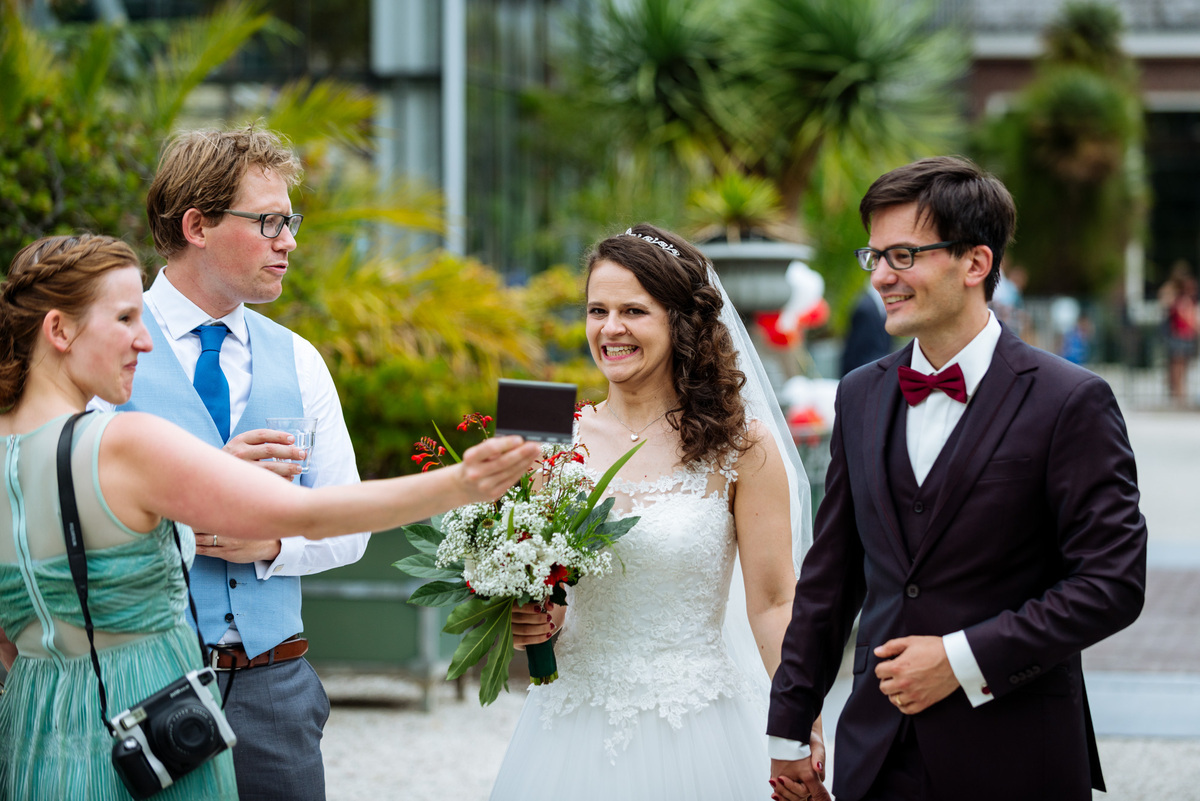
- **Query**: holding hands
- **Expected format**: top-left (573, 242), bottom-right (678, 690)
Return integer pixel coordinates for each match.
top-left (769, 726), bottom-right (829, 801)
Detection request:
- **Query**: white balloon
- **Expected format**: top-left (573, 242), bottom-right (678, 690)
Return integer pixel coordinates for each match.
top-left (778, 260), bottom-right (825, 334)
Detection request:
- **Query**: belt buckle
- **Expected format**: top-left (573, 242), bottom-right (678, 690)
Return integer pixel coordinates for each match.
top-left (209, 649), bottom-right (224, 671)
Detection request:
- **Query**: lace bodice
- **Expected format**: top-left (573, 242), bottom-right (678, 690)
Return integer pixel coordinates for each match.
top-left (535, 456), bottom-right (756, 757)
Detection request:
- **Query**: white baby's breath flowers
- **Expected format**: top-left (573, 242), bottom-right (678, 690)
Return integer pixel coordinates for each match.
top-left (432, 443), bottom-right (620, 603)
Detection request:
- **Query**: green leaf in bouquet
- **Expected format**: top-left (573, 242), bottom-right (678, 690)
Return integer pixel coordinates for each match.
top-left (444, 594), bottom-right (510, 634)
top-left (400, 523), bottom-right (444, 555)
top-left (408, 580), bottom-right (473, 607)
top-left (581, 514), bottom-right (640, 551)
top-left (445, 596), bottom-right (510, 681)
top-left (393, 552), bottom-right (462, 579)
top-left (568, 440), bottom-right (645, 531)
top-left (431, 421), bottom-right (462, 464)
top-left (477, 613), bottom-right (516, 705)
top-left (574, 495), bottom-right (617, 536)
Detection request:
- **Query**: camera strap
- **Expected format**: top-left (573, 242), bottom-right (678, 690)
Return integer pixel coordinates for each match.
top-left (56, 412), bottom-right (217, 733)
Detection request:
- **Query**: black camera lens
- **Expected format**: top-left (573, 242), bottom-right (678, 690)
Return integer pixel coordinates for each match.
top-left (152, 703), bottom-right (219, 767)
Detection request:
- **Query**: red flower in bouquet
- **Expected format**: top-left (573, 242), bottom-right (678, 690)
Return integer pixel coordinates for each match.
top-left (394, 409), bottom-right (644, 705)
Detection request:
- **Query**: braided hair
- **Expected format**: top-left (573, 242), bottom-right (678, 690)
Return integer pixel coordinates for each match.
top-left (585, 223), bottom-right (749, 467)
top-left (0, 234), bottom-right (142, 409)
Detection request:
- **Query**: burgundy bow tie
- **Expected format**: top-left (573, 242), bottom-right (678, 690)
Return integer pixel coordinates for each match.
top-left (898, 363), bottom-right (968, 405)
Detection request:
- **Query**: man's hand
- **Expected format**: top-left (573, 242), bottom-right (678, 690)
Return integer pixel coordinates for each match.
top-left (223, 429), bottom-right (304, 479)
top-left (770, 755), bottom-right (831, 801)
top-left (195, 534), bottom-right (282, 564)
top-left (874, 635), bottom-right (960, 715)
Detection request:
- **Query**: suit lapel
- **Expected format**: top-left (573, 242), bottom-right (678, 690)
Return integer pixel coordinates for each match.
top-left (910, 330), bottom-right (1036, 572)
top-left (866, 345), bottom-right (912, 568)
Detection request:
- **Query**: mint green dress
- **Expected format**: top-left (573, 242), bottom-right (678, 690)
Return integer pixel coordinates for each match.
top-left (0, 413), bottom-right (238, 800)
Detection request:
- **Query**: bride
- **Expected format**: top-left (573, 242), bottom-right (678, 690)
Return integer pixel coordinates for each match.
top-left (490, 224), bottom-right (823, 800)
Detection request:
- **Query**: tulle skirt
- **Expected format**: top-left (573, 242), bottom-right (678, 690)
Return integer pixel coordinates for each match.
top-left (489, 687), bottom-right (769, 801)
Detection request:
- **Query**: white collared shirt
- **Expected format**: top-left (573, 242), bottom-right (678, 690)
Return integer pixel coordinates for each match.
top-left (908, 310), bottom-right (1002, 708)
top-left (906, 310), bottom-right (1002, 485)
top-left (92, 268), bottom-right (370, 587)
top-left (768, 312), bottom-right (1002, 761)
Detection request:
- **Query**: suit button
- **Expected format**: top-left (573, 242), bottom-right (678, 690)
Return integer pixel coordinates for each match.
top-left (913, 501), bottom-right (924, 513)
top-left (1010, 675), bottom-right (1020, 684)
top-left (905, 584), bottom-right (920, 598)
top-left (229, 579), bottom-right (238, 589)
top-left (225, 613), bottom-right (235, 623)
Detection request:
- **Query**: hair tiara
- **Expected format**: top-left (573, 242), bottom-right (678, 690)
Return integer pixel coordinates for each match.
top-left (624, 227), bottom-right (681, 258)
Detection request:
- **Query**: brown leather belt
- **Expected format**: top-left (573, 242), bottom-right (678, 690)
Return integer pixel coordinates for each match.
top-left (210, 636), bottom-right (308, 671)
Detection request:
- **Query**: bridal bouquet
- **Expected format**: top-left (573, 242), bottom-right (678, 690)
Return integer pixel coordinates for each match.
top-left (394, 413), bottom-right (642, 705)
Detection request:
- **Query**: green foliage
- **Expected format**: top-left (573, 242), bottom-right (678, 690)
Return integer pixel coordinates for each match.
top-left (0, 3), bottom-right (152, 261)
top-left (525, 0), bottom-right (968, 330)
top-left (974, 1), bottom-right (1147, 296)
top-left (396, 439), bottom-right (643, 705)
top-left (1, 1), bottom-right (596, 477)
top-left (732, 0), bottom-right (968, 214)
top-left (686, 171), bottom-right (790, 243)
top-left (1042, 1), bottom-right (1130, 78)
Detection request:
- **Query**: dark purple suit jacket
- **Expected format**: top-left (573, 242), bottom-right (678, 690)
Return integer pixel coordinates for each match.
top-left (769, 328), bottom-right (1147, 801)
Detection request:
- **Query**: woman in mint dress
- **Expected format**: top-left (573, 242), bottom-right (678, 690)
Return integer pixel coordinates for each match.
top-left (0, 234), bottom-right (539, 799)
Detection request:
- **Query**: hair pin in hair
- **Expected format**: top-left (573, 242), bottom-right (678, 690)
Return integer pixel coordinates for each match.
top-left (624, 228), bottom-right (681, 258)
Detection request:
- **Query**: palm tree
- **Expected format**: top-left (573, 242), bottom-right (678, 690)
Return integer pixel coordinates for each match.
top-left (542, 0), bottom-right (967, 240)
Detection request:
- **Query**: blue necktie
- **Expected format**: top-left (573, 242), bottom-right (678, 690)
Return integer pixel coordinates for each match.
top-left (193, 324), bottom-right (231, 442)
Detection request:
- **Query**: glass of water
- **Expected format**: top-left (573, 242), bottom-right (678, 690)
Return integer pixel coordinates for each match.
top-left (265, 417), bottom-right (318, 475)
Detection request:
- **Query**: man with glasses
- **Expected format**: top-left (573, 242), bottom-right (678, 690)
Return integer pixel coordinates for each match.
top-left (767, 157), bottom-right (1147, 801)
top-left (96, 125), bottom-right (368, 801)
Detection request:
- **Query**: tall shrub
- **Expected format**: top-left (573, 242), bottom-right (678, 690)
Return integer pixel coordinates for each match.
top-left (974, 2), bottom-right (1147, 296)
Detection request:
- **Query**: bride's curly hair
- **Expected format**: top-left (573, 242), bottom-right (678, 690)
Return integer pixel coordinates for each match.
top-left (585, 223), bottom-right (749, 467)
top-left (0, 234), bottom-right (143, 410)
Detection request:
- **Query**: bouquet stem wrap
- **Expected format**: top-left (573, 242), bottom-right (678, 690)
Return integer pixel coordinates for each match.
top-left (526, 639), bottom-right (558, 685)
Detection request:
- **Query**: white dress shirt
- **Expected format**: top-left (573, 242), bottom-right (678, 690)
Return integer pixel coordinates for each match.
top-left (910, 311), bottom-right (1002, 707)
top-left (92, 268), bottom-right (370, 585)
top-left (767, 312), bottom-right (1002, 762)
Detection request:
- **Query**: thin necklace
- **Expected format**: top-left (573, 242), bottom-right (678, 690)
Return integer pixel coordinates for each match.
top-left (606, 402), bottom-right (669, 442)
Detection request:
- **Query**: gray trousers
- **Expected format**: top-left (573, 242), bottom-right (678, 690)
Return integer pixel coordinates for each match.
top-left (216, 657), bottom-right (330, 801)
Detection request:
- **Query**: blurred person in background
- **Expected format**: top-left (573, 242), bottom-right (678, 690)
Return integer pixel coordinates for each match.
top-left (1160, 262), bottom-right (1198, 404)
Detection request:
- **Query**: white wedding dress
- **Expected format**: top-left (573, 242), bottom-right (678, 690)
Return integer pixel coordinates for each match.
top-left (489, 452), bottom-right (772, 800)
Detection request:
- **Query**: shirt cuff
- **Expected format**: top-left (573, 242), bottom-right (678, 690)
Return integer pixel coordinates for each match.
top-left (943, 629), bottom-right (993, 707)
top-left (767, 736), bottom-right (813, 762)
top-left (254, 536), bottom-right (303, 580)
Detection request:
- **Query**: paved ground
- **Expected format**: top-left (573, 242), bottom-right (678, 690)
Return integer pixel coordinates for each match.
top-left (316, 407), bottom-right (1200, 800)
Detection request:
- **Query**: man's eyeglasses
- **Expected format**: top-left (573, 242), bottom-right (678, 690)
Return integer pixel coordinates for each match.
top-left (854, 241), bottom-right (962, 272)
top-left (223, 209), bottom-right (303, 239)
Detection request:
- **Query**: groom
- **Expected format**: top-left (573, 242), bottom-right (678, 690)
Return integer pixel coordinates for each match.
top-left (767, 156), bottom-right (1147, 801)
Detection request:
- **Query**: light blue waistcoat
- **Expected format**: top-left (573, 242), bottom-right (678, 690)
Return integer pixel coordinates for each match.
top-left (119, 306), bottom-right (306, 658)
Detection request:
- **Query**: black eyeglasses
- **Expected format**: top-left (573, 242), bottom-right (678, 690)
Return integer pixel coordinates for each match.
top-left (223, 209), bottom-right (303, 239)
top-left (854, 241), bottom-right (962, 272)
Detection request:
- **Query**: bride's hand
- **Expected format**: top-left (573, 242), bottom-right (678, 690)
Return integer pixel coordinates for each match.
top-left (512, 600), bottom-right (565, 650)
